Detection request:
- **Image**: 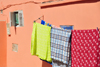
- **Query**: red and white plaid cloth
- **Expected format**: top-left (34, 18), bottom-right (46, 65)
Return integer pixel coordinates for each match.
top-left (71, 29), bottom-right (100, 67)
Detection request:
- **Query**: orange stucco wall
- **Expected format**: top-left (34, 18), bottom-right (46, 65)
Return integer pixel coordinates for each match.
top-left (0, 0), bottom-right (100, 67)
top-left (0, 21), bottom-right (7, 67)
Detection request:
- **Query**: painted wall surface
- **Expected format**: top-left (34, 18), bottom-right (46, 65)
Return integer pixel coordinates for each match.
top-left (0, 0), bottom-right (100, 67)
top-left (0, 21), bottom-right (7, 67)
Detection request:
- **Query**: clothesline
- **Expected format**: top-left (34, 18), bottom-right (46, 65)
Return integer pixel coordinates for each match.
top-left (33, 16), bottom-right (74, 29)
top-left (34, 15), bottom-right (44, 22)
top-left (33, 16), bottom-right (61, 29)
top-left (34, 16), bottom-right (99, 31)
top-left (31, 20), bottom-right (100, 67)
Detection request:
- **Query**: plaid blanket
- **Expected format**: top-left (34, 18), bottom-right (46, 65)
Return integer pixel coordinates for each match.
top-left (51, 27), bottom-right (71, 64)
top-left (52, 59), bottom-right (68, 67)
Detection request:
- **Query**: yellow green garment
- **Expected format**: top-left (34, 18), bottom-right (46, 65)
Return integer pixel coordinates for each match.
top-left (31, 22), bottom-right (52, 62)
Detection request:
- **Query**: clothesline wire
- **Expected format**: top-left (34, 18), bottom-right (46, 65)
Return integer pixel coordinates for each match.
top-left (33, 16), bottom-right (67, 29)
top-left (34, 15), bottom-right (44, 22)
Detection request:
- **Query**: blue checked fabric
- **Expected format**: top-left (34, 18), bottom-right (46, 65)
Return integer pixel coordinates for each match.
top-left (51, 27), bottom-right (71, 64)
top-left (52, 59), bottom-right (68, 67)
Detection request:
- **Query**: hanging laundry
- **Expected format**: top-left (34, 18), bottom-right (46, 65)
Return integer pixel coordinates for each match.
top-left (97, 37), bottom-right (100, 67)
top-left (31, 22), bottom-right (52, 62)
top-left (97, 36), bottom-right (100, 67)
top-left (60, 25), bottom-right (73, 67)
top-left (68, 57), bottom-right (71, 67)
top-left (96, 29), bottom-right (100, 67)
top-left (40, 20), bottom-right (52, 64)
top-left (47, 23), bottom-right (49, 26)
top-left (52, 59), bottom-right (68, 67)
top-left (71, 29), bottom-right (100, 67)
top-left (41, 20), bottom-right (51, 27)
top-left (41, 20), bottom-right (46, 25)
top-left (49, 24), bottom-right (52, 27)
top-left (51, 27), bottom-right (71, 67)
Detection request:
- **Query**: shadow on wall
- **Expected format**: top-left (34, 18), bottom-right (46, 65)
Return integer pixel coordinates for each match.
top-left (42, 61), bottom-right (52, 67)
top-left (41, 0), bottom-right (100, 8)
